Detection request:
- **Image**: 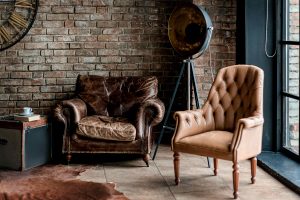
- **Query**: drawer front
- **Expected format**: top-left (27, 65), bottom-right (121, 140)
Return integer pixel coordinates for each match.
top-left (0, 128), bottom-right (22, 170)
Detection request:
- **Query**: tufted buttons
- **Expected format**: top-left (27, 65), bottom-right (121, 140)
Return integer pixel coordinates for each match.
top-left (185, 117), bottom-right (190, 125)
top-left (198, 65), bottom-right (263, 131)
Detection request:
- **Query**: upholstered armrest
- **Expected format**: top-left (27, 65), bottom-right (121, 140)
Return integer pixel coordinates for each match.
top-left (135, 98), bottom-right (165, 139)
top-left (231, 116), bottom-right (264, 160)
top-left (172, 109), bottom-right (214, 143)
top-left (53, 98), bottom-right (87, 134)
top-left (61, 98), bottom-right (87, 123)
top-left (237, 116), bottom-right (264, 129)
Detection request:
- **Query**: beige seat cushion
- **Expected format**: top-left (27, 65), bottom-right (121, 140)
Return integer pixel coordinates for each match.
top-left (174, 131), bottom-right (233, 160)
top-left (76, 115), bottom-right (136, 141)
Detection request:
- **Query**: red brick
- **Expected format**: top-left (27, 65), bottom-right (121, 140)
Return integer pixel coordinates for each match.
top-left (47, 28), bottom-right (69, 35)
top-left (75, 21), bottom-right (97, 27)
top-left (11, 72), bottom-right (33, 78)
top-left (68, 28), bottom-right (90, 35)
top-left (114, 0), bottom-right (134, 6)
top-left (41, 86), bottom-right (62, 92)
top-left (98, 35), bottom-right (118, 42)
top-left (10, 94), bottom-right (32, 100)
top-left (46, 14), bottom-right (69, 20)
top-left (75, 6), bottom-right (96, 13)
top-left (46, 78), bottom-right (57, 85)
top-left (48, 43), bottom-right (70, 49)
top-left (18, 86), bottom-right (40, 93)
top-left (52, 6), bottom-right (75, 14)
top-left (46, 57), bottom-right (68, 64)
top-left (23, 79), bottom-right (45, 86)
top-left (18, 50), bottom-right (42, 56)
top-left (54, 50), bottom-right (76, 56)
top-left (74, 64), bottom-right (95, 71)
top-left (52, 64), bottom-right (73, 71)
top-left (43, 21), bottom-right (65, 28)
top-left (44, 71), bottom-right (66, 78)
top-left (25, 43), bottom-right (48, 49)
top-left (56, 78), bottom-right (77, 85)
top-left (33, 93), bottom-right (55, 100)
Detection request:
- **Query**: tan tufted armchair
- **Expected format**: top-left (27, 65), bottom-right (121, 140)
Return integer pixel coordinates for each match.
top-left (172, 65), bottom-right (264, 199)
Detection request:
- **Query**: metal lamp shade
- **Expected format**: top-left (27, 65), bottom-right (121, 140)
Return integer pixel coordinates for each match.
top-left (168, 3), bottom-right (213, 59)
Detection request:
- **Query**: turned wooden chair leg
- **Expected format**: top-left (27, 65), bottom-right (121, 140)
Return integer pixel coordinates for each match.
top-left (232, 161), bottom-right (239, 199)
top-left (251, 157), bottom-right (257, 184)
top-left (173, 152), bottom-right (180, 185)
top-left (213, 158), bottom-right (218, 176)
top-left (143, 154), bottom-right (150, 167)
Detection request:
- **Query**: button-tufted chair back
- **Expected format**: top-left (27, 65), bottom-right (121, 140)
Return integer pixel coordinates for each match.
top-left (202, 65), bottom-right (263, 132)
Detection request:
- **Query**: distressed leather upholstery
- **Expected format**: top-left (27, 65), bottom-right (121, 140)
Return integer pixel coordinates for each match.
top-left (53, 75), bottom-right (165, 166)
top-left (172, 65), bottom-right (264, 199)
top-left (76, 115), bottom-right (136, 142)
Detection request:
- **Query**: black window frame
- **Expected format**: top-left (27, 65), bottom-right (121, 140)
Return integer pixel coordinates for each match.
top-left (280, 0), bottom-right (300, 162)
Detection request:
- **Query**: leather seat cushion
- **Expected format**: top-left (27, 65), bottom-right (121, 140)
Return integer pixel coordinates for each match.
top-left (176, 131), bottom-right (233, 154)
top-left (76, 115), bottom-right (136, 141)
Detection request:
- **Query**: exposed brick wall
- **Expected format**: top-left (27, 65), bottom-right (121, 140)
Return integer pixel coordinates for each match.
top-left (0, 0), bottom-right (236, 116)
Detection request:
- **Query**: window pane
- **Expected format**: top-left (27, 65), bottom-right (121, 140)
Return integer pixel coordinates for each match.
top-left (283, 97), bottom-right (299, 155)
top-left (288, 0), bottom-right (299, 41)
top-left (283, 45), bottom-right (299, 96)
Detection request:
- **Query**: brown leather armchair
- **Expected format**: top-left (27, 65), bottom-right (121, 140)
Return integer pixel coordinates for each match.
top-left (53, 75), bottom-right (165, 166)
top-left (172, 65), bottom-right (264, 199)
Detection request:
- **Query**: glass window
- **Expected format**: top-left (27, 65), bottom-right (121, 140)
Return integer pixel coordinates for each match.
top-left (283, 45), bottom-right (299, 96)
top-left (283, 97), bottom-right (299, 155)
top-left (287, 0), bottom-right (299, 41)
top-left (281, 0), bottom-right (300, 159)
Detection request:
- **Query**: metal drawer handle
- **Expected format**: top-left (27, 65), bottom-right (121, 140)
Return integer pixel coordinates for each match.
top-left (0, 138), bottom-right (8, 145)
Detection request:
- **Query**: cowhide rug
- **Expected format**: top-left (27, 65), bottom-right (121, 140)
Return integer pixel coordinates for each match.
top-left (0, 164), bottom-right (129, 200)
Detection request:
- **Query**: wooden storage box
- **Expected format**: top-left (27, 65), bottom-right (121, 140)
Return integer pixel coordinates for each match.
top-left (0, 115), bottom-right (51, 170)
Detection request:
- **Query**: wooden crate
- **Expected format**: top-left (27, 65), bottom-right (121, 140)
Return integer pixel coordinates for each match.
top-left (0, 116), bottom-right (51, 170)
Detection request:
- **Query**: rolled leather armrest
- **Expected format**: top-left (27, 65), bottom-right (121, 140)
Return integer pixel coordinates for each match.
top-left (61, 98), bottom-right (87, 123)
top-left (238, 116), bottom-right (264, 129)
top-left (53, 98), bottom-right (87, 133)
top-left (138, 98), bottom-right (165, 126)
top-left (53, 104), bottom-right (67, 134)
top-left (231, 115), bottom-right (264, 153)
top-left (135, 98), bottom-right (165, 139)
top-left (172, 109), bottom-right (214, 143)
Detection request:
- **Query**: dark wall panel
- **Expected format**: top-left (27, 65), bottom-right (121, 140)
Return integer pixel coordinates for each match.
top-left (237, 0), bottom-right (277, 151)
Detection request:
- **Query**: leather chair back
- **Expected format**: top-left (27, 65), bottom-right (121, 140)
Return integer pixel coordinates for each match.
top-left (202, 65), bottom-right (264, 132)
top-left (76, 75), bottom-right (158, 117)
